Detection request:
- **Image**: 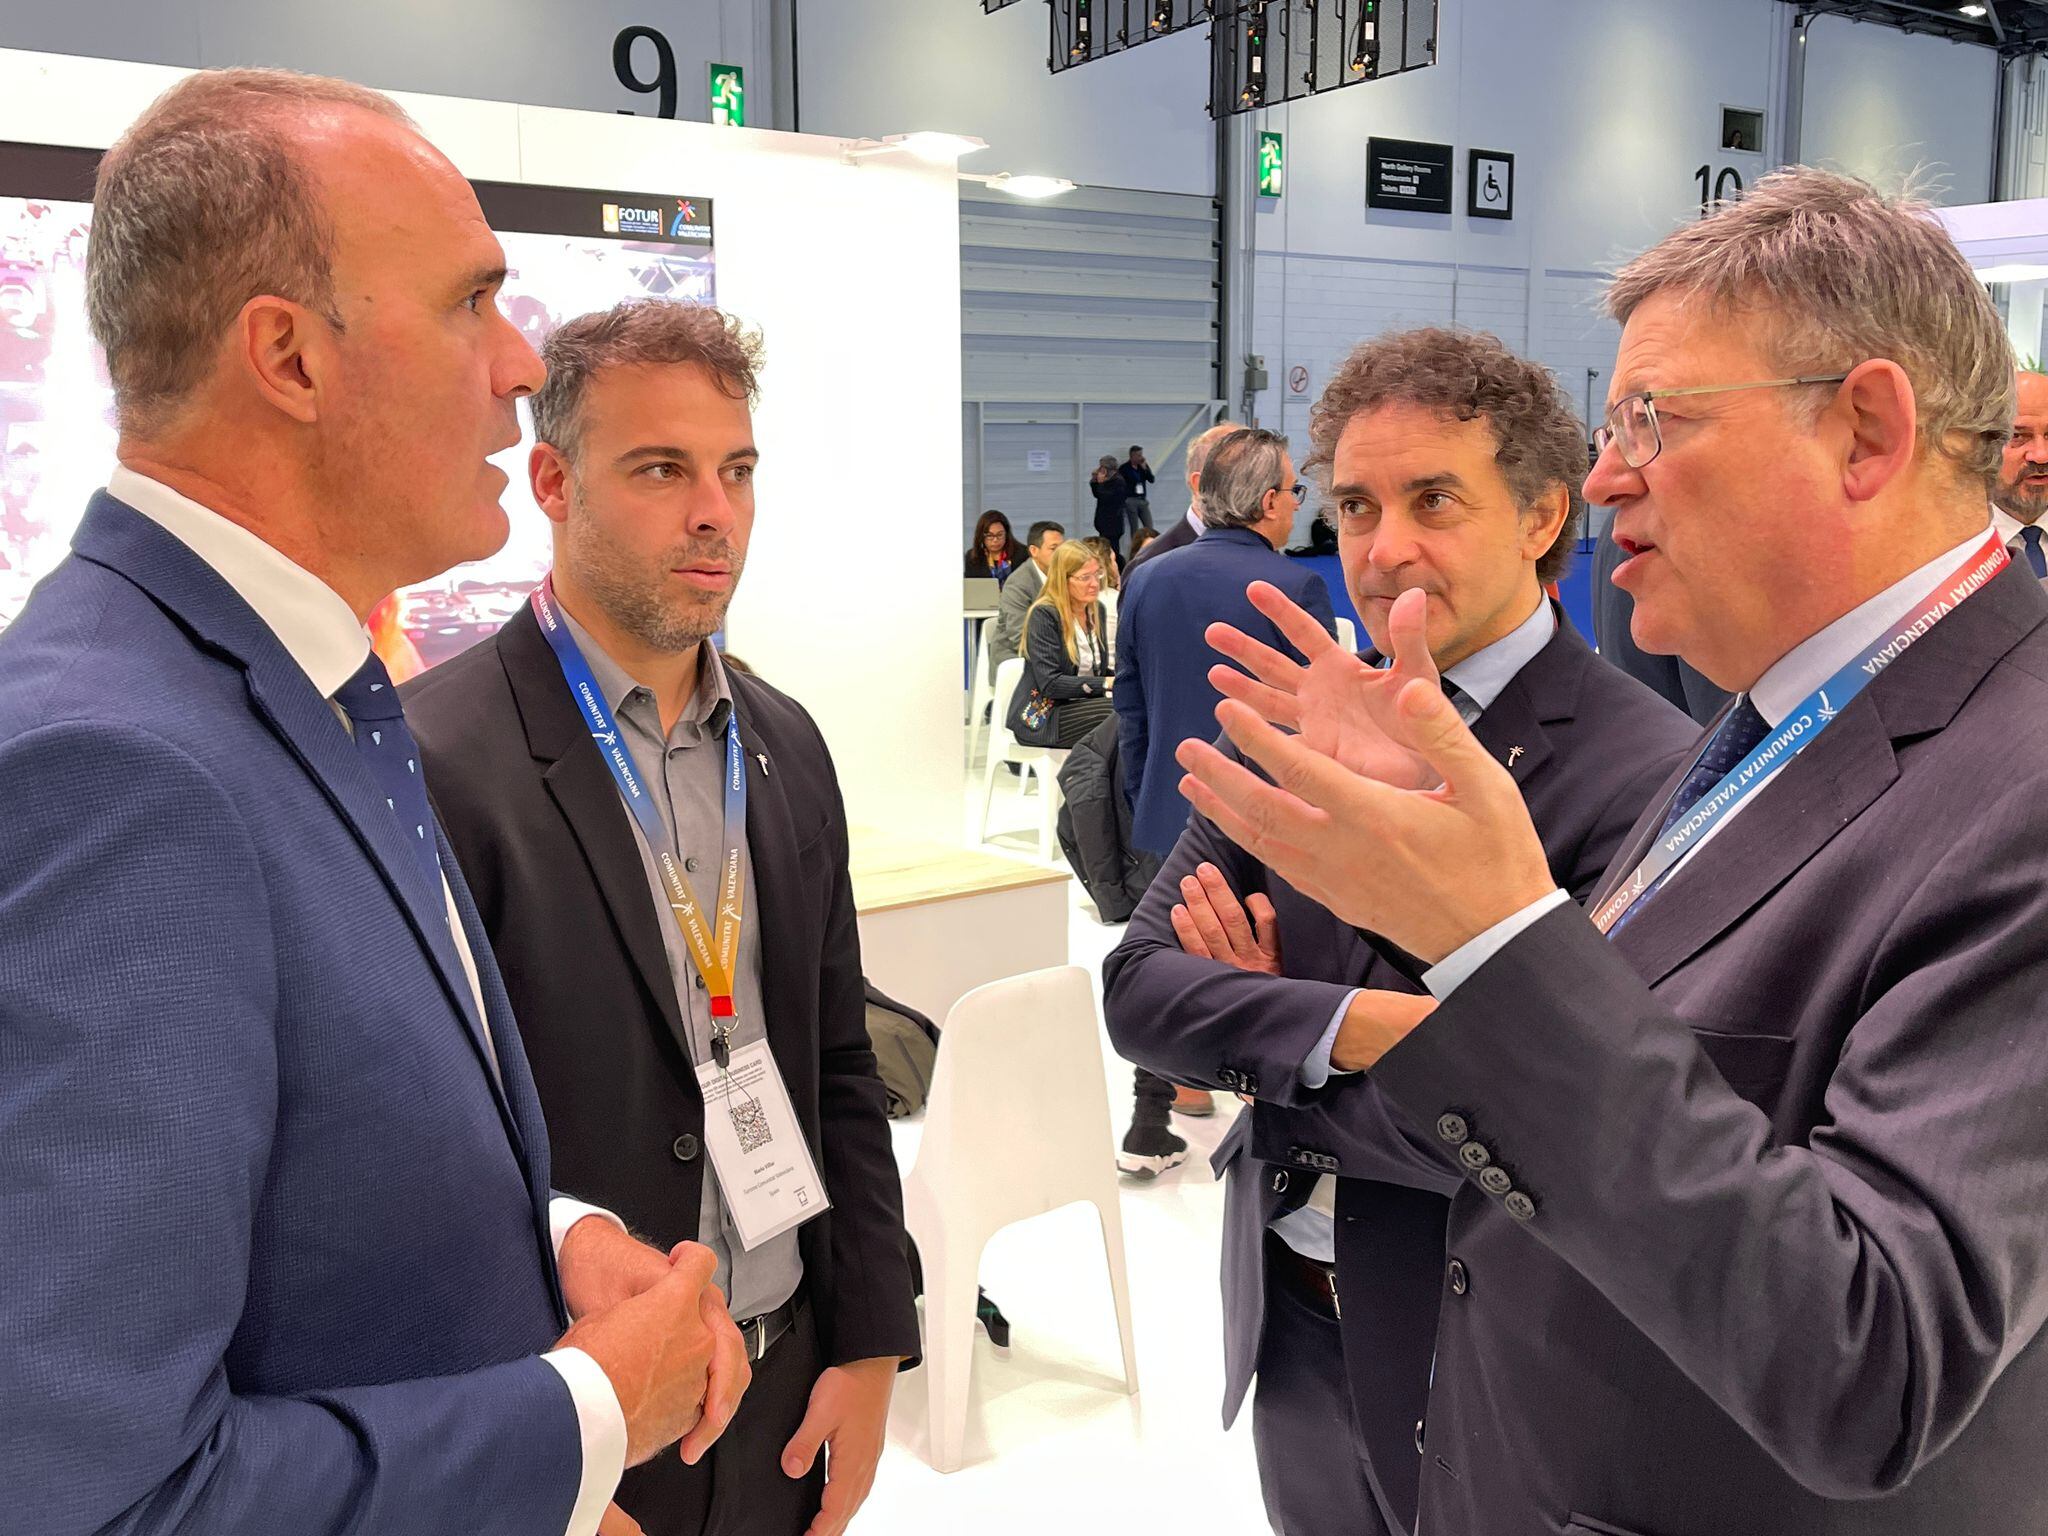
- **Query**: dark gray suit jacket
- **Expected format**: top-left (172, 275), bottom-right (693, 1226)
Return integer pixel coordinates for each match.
top-left (1103, 613), bottom-right (1696, 1530)
top-left (1366, 562), bottom-right (2048, 1534)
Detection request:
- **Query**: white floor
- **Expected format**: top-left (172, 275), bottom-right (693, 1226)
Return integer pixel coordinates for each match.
top-left (855, 755), bottom-right (1271, 1535)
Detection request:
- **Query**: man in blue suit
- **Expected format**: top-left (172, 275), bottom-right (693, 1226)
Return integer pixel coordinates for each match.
top-left (0, 69), bottom-right (746, 1536)
top-left (1111, 427), bottom-right (1336, 1175)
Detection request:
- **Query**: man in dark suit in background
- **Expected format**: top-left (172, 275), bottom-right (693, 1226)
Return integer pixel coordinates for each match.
top-left (1104, 328), bottom-right (1696, 1535)
top-left (989, 518), bottom-right (1064, 676)
top-left (409, 300), bottom-right (918, 1536)
top-left (1125, 419), bottom-right (1241, 578)
top-left (0, 70), bottom-right (742, 1536)
top-left (1109, 427), bottom-right (1337, 1176)
top-left (1992, 369), bottom-right (2048, 576)
top-left (1175, 169), bottom-right (2048, 1535)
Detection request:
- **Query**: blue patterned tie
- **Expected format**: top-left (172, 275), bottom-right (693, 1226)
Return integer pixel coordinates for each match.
top-left (332, 653), bottom-right (442, 896)
top-left (2018, 525), bottom-right (2047, 579)
top-left (1654, 694), bottom-right (1773, 838)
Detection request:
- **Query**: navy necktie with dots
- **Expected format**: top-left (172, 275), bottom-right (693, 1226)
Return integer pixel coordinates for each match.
top-left (1654, 694), bottom-right (1773, 839)
top-left (2017, 525), bottom-right (2047, 580)
top-left (332, 653), bottom-right (442, 897)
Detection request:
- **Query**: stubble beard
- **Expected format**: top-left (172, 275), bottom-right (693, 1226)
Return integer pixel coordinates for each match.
top-left (564, 493), bottom-right (744, 653)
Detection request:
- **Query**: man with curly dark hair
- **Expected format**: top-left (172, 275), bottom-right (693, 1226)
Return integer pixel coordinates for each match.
top-left (1106, 325), bottom-right (1694, 1535)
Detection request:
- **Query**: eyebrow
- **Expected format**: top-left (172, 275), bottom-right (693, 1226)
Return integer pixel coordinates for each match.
top-left (1325, 473), bottom-right (1467, 499)
top-left (614, 444), bottom-right (760, 468)
top-left (455, 265), bottom-right (508, 298)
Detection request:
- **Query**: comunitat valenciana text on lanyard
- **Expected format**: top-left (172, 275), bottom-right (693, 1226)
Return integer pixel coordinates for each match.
top-left (1591, 531), bottom-right (2010, 936)
top-left (530, 577), bottom-right (747, 1069)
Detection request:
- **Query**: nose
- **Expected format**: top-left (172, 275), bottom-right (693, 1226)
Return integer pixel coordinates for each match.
top-left (1365, 514), bottom-right (1422, 573)
top-left (495, 314), bottom-right (547, 401)
top-left (1583, 436), bottom-right (1640, 508)
top-left (683, 471), bottom-right (740, 537)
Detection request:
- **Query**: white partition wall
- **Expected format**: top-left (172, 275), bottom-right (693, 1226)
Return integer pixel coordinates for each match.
top-left (0, 46), bottom-right (967, 841)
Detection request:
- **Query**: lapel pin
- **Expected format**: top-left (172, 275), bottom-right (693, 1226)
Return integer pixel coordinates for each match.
top-left (1507, 746), bottom-right (1525, 767)
top-left (756, 752), bottom-right (771, 776)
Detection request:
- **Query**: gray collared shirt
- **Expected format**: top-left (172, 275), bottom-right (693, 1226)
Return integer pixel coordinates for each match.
top-left (559, 609), bottom-right (802, 1321)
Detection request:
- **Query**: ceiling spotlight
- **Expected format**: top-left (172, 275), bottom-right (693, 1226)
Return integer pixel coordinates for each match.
top-left (983, 172), bottom-right (1079, 199)
top-left (1959, 4), bottom-right (1988, 16)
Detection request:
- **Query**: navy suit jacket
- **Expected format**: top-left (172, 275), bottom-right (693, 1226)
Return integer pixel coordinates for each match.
top-left (0, 496), bottom-right (580, 1535)
top-left (1103, 613), bottom-right (1696, 1530)
top-left (1114, 525), bottom-right (1337, 855)
top-left (1362, 561), bottom-right (2048, 1535)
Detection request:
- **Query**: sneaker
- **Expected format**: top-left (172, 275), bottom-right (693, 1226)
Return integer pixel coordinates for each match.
top-left (1117, 1122), bottom-right (1189, 1180)
top-left (1171, 1084), bottom-right (1216, 1118)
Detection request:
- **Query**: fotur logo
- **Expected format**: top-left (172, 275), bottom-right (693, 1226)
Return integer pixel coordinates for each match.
top-left (600, 202), bottom-right (665, 236)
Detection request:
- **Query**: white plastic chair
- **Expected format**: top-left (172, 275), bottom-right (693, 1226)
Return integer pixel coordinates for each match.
top-left (900, 966), bottom-right (1139, 1472)
top-left (966, 619), bottom-right (997, 767)
top-left (1335, 615), bottom-right (1358, 654)
top-left (977, 656), bottom-right (1069, 861)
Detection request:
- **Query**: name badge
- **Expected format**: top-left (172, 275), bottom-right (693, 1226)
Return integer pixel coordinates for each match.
top-left (693, 1041), bottom-right (830, 1250)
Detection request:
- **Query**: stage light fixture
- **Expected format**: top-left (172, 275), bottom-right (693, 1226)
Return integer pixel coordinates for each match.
top-left (1351, 0), bottom-right (1381, 73)
top-left (981, 172), bottom-right (1080, 199)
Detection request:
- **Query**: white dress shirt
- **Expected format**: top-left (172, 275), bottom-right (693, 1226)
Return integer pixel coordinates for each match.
top-left (108, 466), bottom-right (627, 1536)
top-left (1425, 526), bottom-right (2001, 999)
top-left (1272, 596), bottom-right (1556, 1261)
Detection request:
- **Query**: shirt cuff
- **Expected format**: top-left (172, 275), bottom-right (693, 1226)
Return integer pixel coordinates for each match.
top-left (1297, 987), bottom-right (1363, 1088)
top-left (542, 1347), bottom-right (628, 1536)
top-left (549, 1197), bottom-right (628, 1263)
top-left (1423, 890), bottom-right (1571, 999)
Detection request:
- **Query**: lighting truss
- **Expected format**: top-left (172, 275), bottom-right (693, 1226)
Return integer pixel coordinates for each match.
top-left (1047, 1), bottom-right (1219, 72)
top-left (1209, 1), bottom-right (1438, 116)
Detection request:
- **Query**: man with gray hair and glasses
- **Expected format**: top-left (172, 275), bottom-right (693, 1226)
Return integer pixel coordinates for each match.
top-left (1175, 167), bottom-right (2048, 1533)
top-left (1125, 418), bottom-right (1243, 577)
top-left (0, 68), bottom-right (746, 1536)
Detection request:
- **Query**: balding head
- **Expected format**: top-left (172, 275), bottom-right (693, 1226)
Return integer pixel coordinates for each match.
top-left (1997, 370), bottom-right (2048, 521)
top-left (1185, 419), bottom-right (1244, 513)
top-left (88, 68), bottom-right (416, 436)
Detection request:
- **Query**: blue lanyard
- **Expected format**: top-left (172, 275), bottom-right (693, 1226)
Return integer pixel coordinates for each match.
top-left (1593, 533), bottom-right (2008, 933)
top-left (531, 579), bottom-right (749, 1064)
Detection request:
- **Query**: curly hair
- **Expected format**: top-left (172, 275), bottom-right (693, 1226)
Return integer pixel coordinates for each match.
top-left (1306, 328), bottom-right (1586, 582)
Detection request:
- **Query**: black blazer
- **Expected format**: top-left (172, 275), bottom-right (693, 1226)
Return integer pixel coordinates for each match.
top-left (1103, 611), bottom-right (1698, 1529)
top-left (405, 606), bottom-right (920, 1375)
top-left (1011, 601), bottom-right (1111, 744)
top-left (1124, 514), bottom-right (1197, 577)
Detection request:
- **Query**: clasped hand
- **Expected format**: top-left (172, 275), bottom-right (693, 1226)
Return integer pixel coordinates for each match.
top-left (1176, 584), bottom-right (1558, 965)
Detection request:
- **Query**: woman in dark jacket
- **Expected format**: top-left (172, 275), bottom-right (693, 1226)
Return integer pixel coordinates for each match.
top-left (964, 509), bottom-right (1027, 581)
top-left (1008, 540), bottom-right (1113, 749)
top-left (1088, 455), bottom-right (1130, 548)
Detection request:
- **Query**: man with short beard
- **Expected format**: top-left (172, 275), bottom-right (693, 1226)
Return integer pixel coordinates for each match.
top-left (408, 299), bottom-right (917, 1536)
top-left (1993, 370), bottom-right (2048, 578)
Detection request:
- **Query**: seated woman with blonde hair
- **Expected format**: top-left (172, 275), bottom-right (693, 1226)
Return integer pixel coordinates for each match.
top-left (1007, 540), bottom-right (1114, 749)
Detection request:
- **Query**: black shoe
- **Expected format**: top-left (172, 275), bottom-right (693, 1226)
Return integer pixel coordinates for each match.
top-left (976, 1289), bottom-right (1012, 1350)
top-left (1117, 1122), bottom-right (1189, 1180)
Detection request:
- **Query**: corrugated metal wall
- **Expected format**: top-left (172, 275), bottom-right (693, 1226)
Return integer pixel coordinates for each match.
top-left (960, 181), bottom-right (1221, 550)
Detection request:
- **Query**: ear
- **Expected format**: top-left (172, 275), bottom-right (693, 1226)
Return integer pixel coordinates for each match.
top-left (1833, 360), bottom-right (1917, 505)
top-left (531, 441), bottom-right (574, 527)
top-left (234, 295), bottom-right (329, 426)
top-left (1519, 482), bottom-right (1572, 564)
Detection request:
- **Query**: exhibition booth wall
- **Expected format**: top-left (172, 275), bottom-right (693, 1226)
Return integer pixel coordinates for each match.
top-left (0, 45), bottom-right (968, 843)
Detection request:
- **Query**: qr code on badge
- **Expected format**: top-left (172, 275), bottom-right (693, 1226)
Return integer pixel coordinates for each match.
top-left (730, 1099), bottom-right (772, 1154)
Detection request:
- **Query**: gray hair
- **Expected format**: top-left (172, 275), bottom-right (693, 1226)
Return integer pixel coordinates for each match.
top-left (1198, 428), bottom-right (1290, 529)
top-left (531, 300), bottom-right (765, 462)
top-left (86, 68), bottom-right (414, 437)
top-left (1607, 166), bottom-right (2013, 488)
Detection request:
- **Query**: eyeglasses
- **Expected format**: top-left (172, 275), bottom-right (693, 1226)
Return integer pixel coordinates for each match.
top-left (1274, 482), bottom-right (1306, 501)
top-left (1593, 375), bottom-right (1851, 470)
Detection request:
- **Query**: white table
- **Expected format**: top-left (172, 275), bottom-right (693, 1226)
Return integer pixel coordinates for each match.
top-left (850, 825), bottom-right (1070, 1027)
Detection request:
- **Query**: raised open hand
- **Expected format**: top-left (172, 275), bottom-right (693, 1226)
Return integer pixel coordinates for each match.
top-left (1205, 583), bottom-right (1441, 790)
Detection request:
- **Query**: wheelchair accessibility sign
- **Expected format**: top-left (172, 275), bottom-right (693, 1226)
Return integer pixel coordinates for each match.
top-left (1468, 149), bottom-right (1515, 222)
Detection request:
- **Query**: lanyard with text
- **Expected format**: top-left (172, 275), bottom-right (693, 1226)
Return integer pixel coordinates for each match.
top-left (1591, 532), bottom-right (2009, 936)
top-left (531, 578), bottom-right (748, 1068)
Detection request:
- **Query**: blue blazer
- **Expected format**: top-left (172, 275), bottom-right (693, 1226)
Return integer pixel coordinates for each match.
top-left (1113, 525), bottom-right (1338, 856)
top-left (0, 496), bottom-right (582, 1535)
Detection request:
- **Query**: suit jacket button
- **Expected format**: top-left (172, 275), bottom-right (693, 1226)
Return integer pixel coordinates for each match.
top-left (1458, 1140), bottom-right (1492, 1171)
top-left (1447, 1259), bottom-right (1468, 1296)
top-left (673, 1134), bottom-right (700, 1162)
top-left (1271, 1170), bottom-right (1290, 1195)
top-left (1478, 1166), bottom-right (1512, 1196)
top-left (1289, 1146), bottom-right (1314, 1168)
top-left (1243, 1074), bottom-right (1260, 1096)
top-left (685, 856), bottom-right (701, 872)
top-left (1219, 1068), bottom-right (1240, 1089)
top-left (1504, 1191), bottom-right (1537, 1221)
top-left (1436, 1113), bottom-right (1469, 1145)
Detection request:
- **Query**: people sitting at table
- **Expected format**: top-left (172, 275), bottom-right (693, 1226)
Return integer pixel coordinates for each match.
top-left (965, 509), bottom-right (1026, 582)
top-left (1009, 540), bottom-right (1114, 749)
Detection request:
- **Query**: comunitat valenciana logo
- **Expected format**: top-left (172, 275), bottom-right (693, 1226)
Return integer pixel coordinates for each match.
top-left (600, 201), bottom-right (667, 237)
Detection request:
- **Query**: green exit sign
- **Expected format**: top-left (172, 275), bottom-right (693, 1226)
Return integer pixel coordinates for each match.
top-left (1259, 131), bottom-right (1284, 197)
top-left (710, 63), bottom-right (745, 127)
